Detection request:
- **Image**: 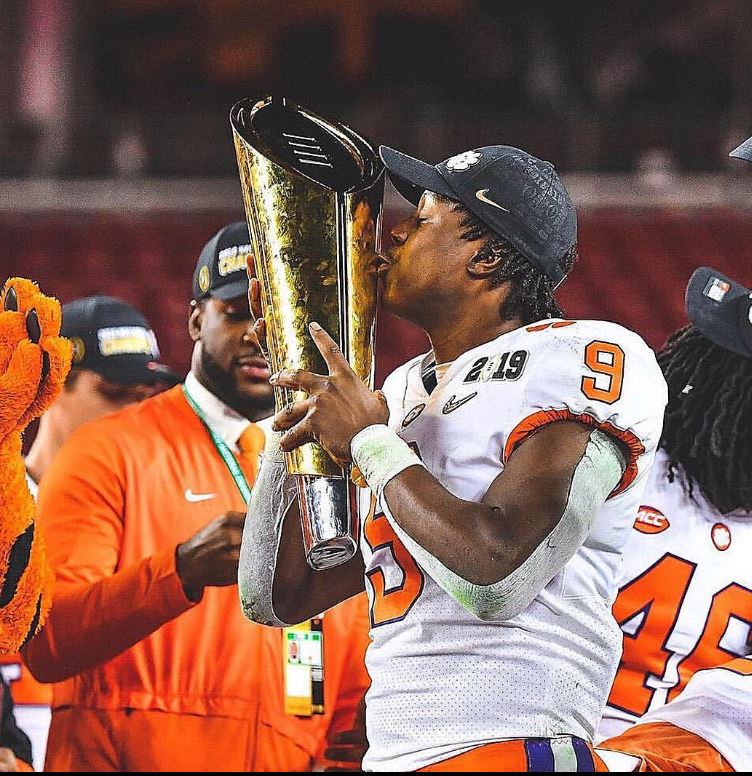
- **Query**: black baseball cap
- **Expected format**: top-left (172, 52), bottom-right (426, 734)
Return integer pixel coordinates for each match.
top-left (192, 222), bottom-right (253, 301)
top-left (686, 267), bottom-right (752, 359)
top-left (62, 296), bottom-right (181, 385)
top-left (379, 144), bottom-right (577, 284)
top-left (729, 136), bottom-right (752, 163)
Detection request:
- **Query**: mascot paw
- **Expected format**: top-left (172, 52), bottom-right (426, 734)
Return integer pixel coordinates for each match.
top-left (0, 278), bottom-right (68, 652)
top-left (0, 279), bottom-right (72, 441)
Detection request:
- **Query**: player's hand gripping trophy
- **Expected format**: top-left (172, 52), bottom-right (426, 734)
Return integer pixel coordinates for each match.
top-left (231, 96), bottom-right (384, 570)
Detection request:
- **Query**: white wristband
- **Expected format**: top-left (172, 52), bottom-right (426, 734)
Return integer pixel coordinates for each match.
top-left (350, 424), bottom-right (425, 495)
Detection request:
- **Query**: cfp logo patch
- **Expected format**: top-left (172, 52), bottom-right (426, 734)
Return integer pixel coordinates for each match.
top-left (70, 336), bottom-right (86, 364)
top-left (198, 265), bottom-right (211, 293)
top-left (463, 350), bottom-right (528, 383)
top-left (445, 150), bottom-right (481, 171)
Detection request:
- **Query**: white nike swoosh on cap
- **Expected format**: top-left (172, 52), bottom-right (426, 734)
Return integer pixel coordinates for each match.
top-left (184, 489), bottom-right (217, 503)
top-left (475, 189), bottom-right (510, 212)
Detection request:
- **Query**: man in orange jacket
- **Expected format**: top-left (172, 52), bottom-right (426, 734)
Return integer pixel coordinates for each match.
top-left (24, 223), bottom-right (371, 771)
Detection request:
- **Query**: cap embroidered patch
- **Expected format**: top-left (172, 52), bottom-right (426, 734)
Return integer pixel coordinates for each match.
top-left (98, 326), bottom-right (159, 357)
top-left (70, 337), bottom-right (86, 364)
top-left (703, 276), bottom-right (731, 303)
top-left (198, 264), bottom-right (211, 292)
top-left (445, 150), bottom-right (481, 171)
top-left (218, 244), bottom-right (253, 276)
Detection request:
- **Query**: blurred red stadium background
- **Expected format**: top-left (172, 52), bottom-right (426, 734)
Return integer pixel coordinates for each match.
top-left (3, 204), bottom-right (750, 386)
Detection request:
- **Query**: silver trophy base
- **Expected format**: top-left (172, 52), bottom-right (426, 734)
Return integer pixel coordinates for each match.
top-left (297, 474), bottom-right (358, 570)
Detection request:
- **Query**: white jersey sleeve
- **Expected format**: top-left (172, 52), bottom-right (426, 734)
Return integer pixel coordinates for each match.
top-left (502, 320), bottom-right (667, 499)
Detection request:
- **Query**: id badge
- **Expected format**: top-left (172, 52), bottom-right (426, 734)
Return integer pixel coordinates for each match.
top-left (283, 617), bottom-right (324, 716)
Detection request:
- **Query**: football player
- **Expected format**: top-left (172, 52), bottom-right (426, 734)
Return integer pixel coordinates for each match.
top-left (240, 144), bottom-right (667, 771)
top-left (598, 266), bottom-right (752, 748)
top-left (596, 136), bottom-right (752, 771)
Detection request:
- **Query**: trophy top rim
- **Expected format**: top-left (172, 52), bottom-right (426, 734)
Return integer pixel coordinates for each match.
top-left (230, 95), bottom-right (384, 194)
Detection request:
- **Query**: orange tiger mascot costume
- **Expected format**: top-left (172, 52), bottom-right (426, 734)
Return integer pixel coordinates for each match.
top-left (0, 279), bottom-right (71, 653)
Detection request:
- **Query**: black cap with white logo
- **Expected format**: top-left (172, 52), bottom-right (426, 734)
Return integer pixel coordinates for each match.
top-left (379, 145), bottom-right (577, 284)
top-left (62, 296), bottom-right (181, 385)
top-left (729, 136), bottom-right (752, 163)
top-left (192, 222), bottom-right (253, 301)
top-left (686, 267), bottom-right (752, 359)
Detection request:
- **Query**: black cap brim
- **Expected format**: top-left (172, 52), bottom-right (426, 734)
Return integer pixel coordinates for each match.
top-left (379, 146), bottom-right (456, 205)
top-left (729, 137), bottom-right (752, 163)
top-left (208, 276), bottom-right (250, 302)
top-left (686, 267), bottom-right (752, 359)
top-left (97, 358), bottom-right (182, 387)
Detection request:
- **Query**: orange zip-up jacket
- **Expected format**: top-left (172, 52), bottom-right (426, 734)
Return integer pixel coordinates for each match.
top-left (23, 386), bottom-right (371, 771)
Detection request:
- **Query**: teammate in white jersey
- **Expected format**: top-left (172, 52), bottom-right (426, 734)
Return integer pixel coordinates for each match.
top-left (595, 264), bottom-right (752, 760)
top-left (595, 140), bottom-right (752, 760)
top-left (240, 143), bottom-right (667, 771)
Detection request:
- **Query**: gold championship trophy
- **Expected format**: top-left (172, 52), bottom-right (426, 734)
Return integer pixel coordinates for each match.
top-left (231, 96), bottom-right (384, 570)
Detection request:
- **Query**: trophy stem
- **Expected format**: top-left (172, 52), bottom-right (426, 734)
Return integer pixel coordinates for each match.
top-left (296, 475), bottom-right (358, 570)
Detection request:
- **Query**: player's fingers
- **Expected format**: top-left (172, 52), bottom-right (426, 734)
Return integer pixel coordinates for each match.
top-left (279, 420), bottom-right (316, 452)
top-left (249, 275), bottom-right (263, 321)
top-left (272, 400), bottom-right (310, 431)
top-left (309, 322), bottom-right (353, 377)
top-left (270, 368), bottom-right (328, 394)
top-left (252, 318), bottom-right (269, 359)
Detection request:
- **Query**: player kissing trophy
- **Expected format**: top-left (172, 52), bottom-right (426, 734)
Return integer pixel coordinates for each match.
top-left (230, 95), bottom-right (384, 570)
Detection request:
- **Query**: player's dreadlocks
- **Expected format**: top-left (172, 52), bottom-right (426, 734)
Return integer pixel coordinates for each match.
top-left (657, 324), bottom-right (752, 514)
top-left (436, 194), bottom-right (577, 325)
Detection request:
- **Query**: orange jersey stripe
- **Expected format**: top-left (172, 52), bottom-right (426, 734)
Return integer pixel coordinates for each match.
top-left (503, 408), bottom-right (645, 497)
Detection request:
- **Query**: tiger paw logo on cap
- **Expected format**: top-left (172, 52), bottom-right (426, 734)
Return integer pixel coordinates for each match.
top-left (198, 265), bottom-right (211, 293)
top-left (445, 150), bottom-right (482, 171)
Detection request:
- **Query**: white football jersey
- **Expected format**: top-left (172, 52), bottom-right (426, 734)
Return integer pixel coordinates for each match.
top-left (638, 657), bottom-right (752, 772)
top-left (598, 450), bottom-right (752, 742)
top-left (359, 319), bottom-right (667, 772)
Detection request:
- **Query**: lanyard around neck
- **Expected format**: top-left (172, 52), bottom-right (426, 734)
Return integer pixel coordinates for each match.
top-left (182, 383), bottom-right (253, 504)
